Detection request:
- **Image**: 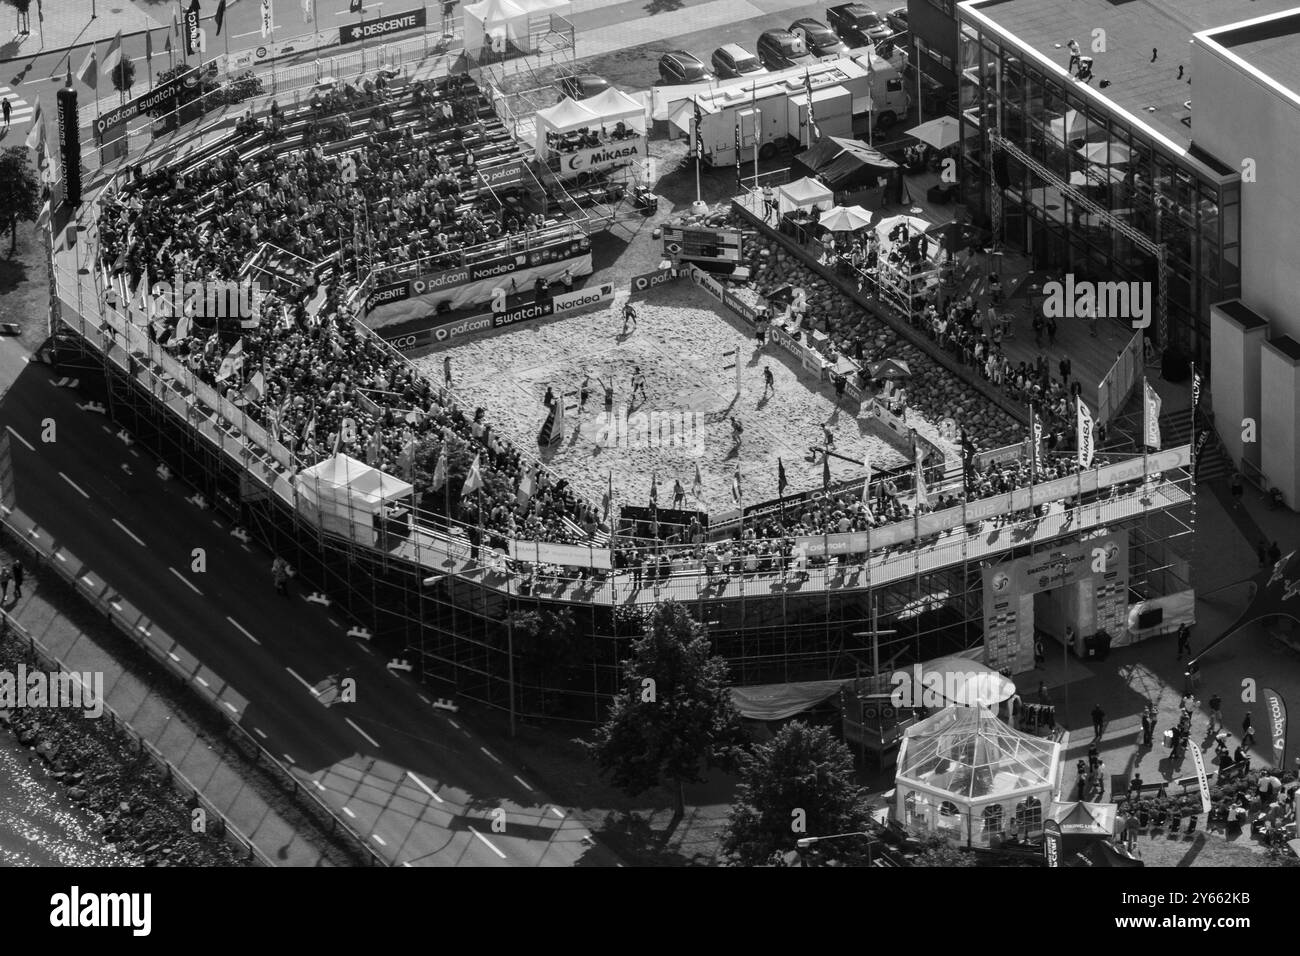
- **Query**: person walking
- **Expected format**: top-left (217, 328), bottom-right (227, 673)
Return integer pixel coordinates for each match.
top-left (1241, 711), bottom-right (1256, 748)
top-left (0, 563), bottom-right (10, 604)
top-left (621, 301), bottom-right (638, 335)
top-left (630, 365), bottom-right (647, 404)
top-left (1, 98), bottom-right (10, 130)
top-left (579, 372), bottom-right (591, 413)
top-left (1033, 636), bottom-right (1045, 668)
top-left (762, 365), bottom-right (775, 397)
top-left (1176, 622), bottom-right (1191, 659)
top-left (1091, 703), bottom-right (1106, 738)
top-left (10, 559), bottom-right (21, 600)
top-left (1143, 707), bottom-right (1155, 747)
top-left (1208, 692), bottom-right (1223, 734)
top-left (1046, 314), bottom-right (1057, 346)
top-left (271, 556), bottom-right (290, 596)
top-left (1067, 38), bottom-right (1082, 74)
top-left (1058, 354), bottom-right (1072, 389)
top-left (1139, 708), bottom-right (1152, 747)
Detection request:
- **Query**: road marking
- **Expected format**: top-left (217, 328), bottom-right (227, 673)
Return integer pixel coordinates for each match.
top-left (480, 746), bottom-right (502, 764)
top-left (406, 771), bottom-right (445, 804)
top-left (4, 426), bottom-right (34, 451)
top-left (550, 807), bottom-right (565, 818)
top-left (81, 575), bottom-right (95, 586)
top-left (232, 29), bottom-right (264, 38)
top-left (26, 529), bottom-right (38, 538)
top-left (401, 861), bottom-right (412, 867)
top-left (110, 602), bottom-right (123, 611)
top-left (59, 472), bottom-right (90, 498)
top-left (195, 676), bottom-right (209, 688)
top-left (285, 667), bottom-right (320, 696)
top-left (168, 652), bottom-right (180, 662)
top-left (345, 717), bottom-right (381, 748)
top-left (513, 775), bottom-right (534, 792)
top-left (283, 753), bottom-right (296, 765)
top-left (136, 624), bottom-right (150, 634)
top-left (227, 616), bottom-right (261, 645)
top-left (342, 806), bottom-right (357, 819)
top-left (224, 702), bottom-right (238, 714)
top-left (418, 695), bottom-right (431, 706)
top-left (372, 834), bottom-right (387, 847)
top-left (254, 727), bottom-right (268, 739)
top-left (112, 518), bottom-right (146, 546)
top-left (54, 552), bottom-right (65, 561)
top-left (468, 825), bottom-right (507, 859)
top-left (448, 719), bottom-right (461, 730)
top-left (168, 566), bottom-right (203, 596)
top-left (312, 780), bottom-right (326, 792)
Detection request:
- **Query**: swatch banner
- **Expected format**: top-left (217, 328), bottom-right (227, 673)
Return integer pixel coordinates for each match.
top-left (1261, 687), bottom-right (1287, 769)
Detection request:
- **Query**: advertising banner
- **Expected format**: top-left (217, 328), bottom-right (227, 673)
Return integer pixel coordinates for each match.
top-left (687, 264), bottom-right (726, 303)
top-left (1189, 738), bottom-right (1212, 813)
top-left (509, 540), bottom-right (612, 570)
top-left (96, 67), bottom-right (198, 142)
top-left (629, 267), bottom-right (676, 298)
top-left (547, 137), bottom-right (646, 176)
top-left (1261, 687), bottom-right (1288, 770)
top-left (552, 281), bottom-right (614, 315)
top-left (478, 158), bottom-right (528, 189)
top-left (184, 3), bottom-right (202, 56)
top-left (410, 266), bottom-right (472, 296)
top-left (365, 280), bottom-right (410, 314)
top-left (1043, 819), bottom-right (1061, 867)
top-left (664, 225), bottom-right (743, 264)
top-left (339, 7), bottom-right (426, 43)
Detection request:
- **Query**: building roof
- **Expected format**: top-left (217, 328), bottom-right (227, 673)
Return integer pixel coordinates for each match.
top-left (960, 0), bottom-right (1300, 153)
top-left (1200, 8), bottom-right (1300, 102)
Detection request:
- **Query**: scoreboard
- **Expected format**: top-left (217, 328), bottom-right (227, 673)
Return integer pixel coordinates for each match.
top-left (661, 225), bottom-right (742, 264)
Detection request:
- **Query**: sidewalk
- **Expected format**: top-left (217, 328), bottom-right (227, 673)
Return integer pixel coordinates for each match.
top-left (0, 0), bottom-right (171, 61)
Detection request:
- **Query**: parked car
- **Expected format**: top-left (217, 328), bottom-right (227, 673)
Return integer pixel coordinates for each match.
top-left (756, 29), bottom-right (817, 71)
top-left (789, 18), bottom-right (851, 58)
top-left (711, 43), bottom-right (766, 79)
top-left (557, 73), bottom-right (611, 100)
top-left (657, 50), bottom-right (713, 85)
top-left (825, 4), bottom-right (894, 47)
top-left (885, 6), bottom-right (908, 36)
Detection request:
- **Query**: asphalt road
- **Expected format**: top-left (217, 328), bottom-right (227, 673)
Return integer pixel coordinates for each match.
top-left (0, 353), bottom-right (619, 867)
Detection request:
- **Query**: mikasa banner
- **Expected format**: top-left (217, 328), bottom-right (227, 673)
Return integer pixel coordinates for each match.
top-left (549, 137), bottom-right (646, 174)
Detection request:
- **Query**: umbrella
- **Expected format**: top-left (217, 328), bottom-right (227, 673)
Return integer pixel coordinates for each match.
top-left (766, 283), bottom-right (795, 304)
top-left (903, 116), bottom-right (970, 150)
top-left (1049, 109), bottom-right (1087, 143)
top-left (874, 213), bottom-right (930, 248)
top-left (818, 204), bottom-right (874, 232)
top-left (1077, 140), bottom-right (1132, 166)
top-left (868, 358), bottom-right (912, 379)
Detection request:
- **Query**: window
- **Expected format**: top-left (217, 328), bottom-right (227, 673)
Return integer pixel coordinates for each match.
top-left (886, 78), bottom-right (903, 93)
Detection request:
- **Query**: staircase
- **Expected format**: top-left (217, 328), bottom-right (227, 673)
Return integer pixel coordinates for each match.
top-left (1159, 408), bottom-right (1231, 484)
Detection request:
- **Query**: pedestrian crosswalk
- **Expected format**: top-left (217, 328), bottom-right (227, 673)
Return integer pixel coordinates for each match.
top-left (0, 84), bottom-right (36, 129)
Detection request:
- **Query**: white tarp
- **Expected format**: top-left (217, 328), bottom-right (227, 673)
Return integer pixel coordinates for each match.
top-left (296, 453), bottom-right (414, 515)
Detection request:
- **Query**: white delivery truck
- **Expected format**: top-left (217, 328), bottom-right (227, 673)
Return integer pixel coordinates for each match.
top-left (674, 52), bottom-right (909, 165)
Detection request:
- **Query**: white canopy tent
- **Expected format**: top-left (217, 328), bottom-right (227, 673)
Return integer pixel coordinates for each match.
top-left (580, 87), bottom-right (648, 128)
top-left (534, 96), bottom-right (601, 156)
top-left (462, 0), bottom-right (570, 53)
top-left (295, 453), bottom-right (414, 545)
top-left (776, 176), bottom-right (834, 215)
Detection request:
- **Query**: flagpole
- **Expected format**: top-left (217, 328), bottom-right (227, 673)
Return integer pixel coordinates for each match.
top-left (1141, 376), bottom-right (1150, 497)
top-left (692, 96), bottom-right (702, 205)
top-left (1189, 362), bottom-right (1197, 599)
top-left (751, 81), bottom-right (759, 196)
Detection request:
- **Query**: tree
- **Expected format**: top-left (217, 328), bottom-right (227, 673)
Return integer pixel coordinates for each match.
top-left (581, 602), bottom-right (746, 827)
top-left (0, 146), bottom-right (40, 255)
top-left (110, 58), bottom-right (136, 94)
top-left (506, 606), bottom-right (578, 710)
top-left (412, 430), bottom-right (512, 515)
top-left (722, 721), bottom-right (875, 866)
top-left (910, 833), bottom-right (977, 867)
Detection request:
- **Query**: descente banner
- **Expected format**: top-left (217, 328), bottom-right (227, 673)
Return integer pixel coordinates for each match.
top-left (339, 8), bottom-right (427, 43)
top-left (366, 281), bottom-right (411, 313)
top-left (95, 68), bottom-right (199, 141)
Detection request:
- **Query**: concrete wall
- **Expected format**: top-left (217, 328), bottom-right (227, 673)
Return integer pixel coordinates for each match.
top-left (1259, 337), bottom-right (1300, 508)
top-left (1192, 40), bottom-right (1300, 341)
top-left (1208, 301), bottom-right (1268, 471)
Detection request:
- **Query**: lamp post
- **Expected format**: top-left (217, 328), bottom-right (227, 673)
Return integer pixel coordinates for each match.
top-left (795, 831), bottom-right (879, 867)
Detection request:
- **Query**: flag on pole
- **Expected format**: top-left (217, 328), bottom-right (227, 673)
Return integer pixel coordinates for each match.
top-left (215, 338), bottom-right (244, 381)
top-left (1076, 396), bottom-right (1095, 469)
top-left (914, 443), bottom-right (929, 509)
top-left (861, 450), bottom-right (873, 505)
top-left (692, 463), bottom-right (703, 501)
top-left (400, 429), bottom-right (417, 479)
top-left (367, 425), bottom-right (382, 465)
top-left (461, 453), bottom-right (485, 497)
top-left (301, 414), bottom-right (317, 445)
top-left (76, 48), bottom-right (97, 90)
top-left (173, 310), bottom-right (193, 344)
top-left (103, 31), bottom-right (123, 80)
top-left (1143, 378), bottom-right (1162, 449)
top-left (1028, 403), bottom-right (1042, 481)
top-left (731, 468), bottom-right (742, 505)
top-left (822, 449), bottom-right (831, 489)
top-left (145, 29), bottom-right (154, 63)
top-left (517, 466), bottom-right (535, 506)
top-left (804, 70), bottom-right (818, 141)
top-left (242, 370), bottom-right (266, 402)
top-left (1191, 366), bottom-right (1202, 409)
top-left (692, 97), bottom-right (703, 160)
top-left (430, 447), bottom-right (448, 490)
top-left (24, 97), bottom-right (43, 150)
top-left (602, 471), bottom-right (613, 519)
top-left (649, 472), bottom-right (658, 506)
top-left (777, 457), bottom-right (788, 497)
top-left (165, 32), bottom-right (173, 59)
top-left (302, 0), bottom-right (314, 24)
top-left (735, 121), bottom-right (743, 190)
top-left (215, 0), bottom-right (227, 36)
top-left (260, 0), bottom-right (274, 38)
top-left (332, 424), bottom-right (343, 456)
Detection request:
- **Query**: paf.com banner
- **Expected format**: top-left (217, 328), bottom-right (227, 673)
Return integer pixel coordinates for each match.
top-left (95, 67), bottom-right (198, 142)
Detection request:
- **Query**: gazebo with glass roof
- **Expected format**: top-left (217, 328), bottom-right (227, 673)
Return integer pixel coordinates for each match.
top-left (894, 705), bottom-right (1061, 847)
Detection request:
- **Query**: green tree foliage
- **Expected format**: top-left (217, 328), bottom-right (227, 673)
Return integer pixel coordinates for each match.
top-left (723, 721), bottom-right (875, 866)
top-left (0, 146), bottom-right (40, 254)
top-left (911, 833), bottom-right (977, 867)
top-left (506, 606), bottom-right (578, 709)
top-left (412, 430), bottom-right (512, 513)
top-left (581, 602), bottom-right (746, 824)
top-left (110, 57), bottom-right (136, 93)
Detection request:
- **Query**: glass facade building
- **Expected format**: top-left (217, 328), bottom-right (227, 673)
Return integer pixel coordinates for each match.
top-left (955, 4), bottom-right (1242, 364)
